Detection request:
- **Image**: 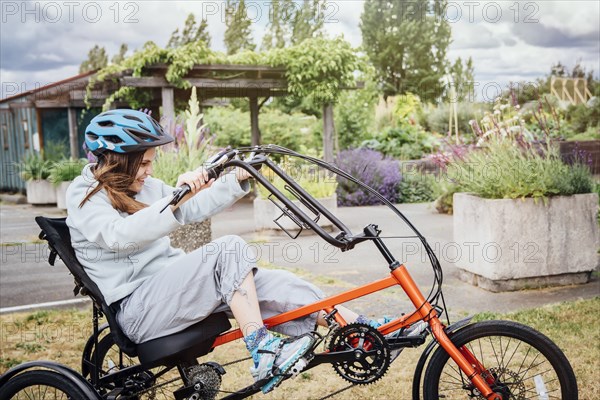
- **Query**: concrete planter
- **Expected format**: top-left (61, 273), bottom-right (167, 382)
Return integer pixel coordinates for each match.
top-left (254, 195), bottom-right (337, 232)
top-left (26, 180), bottom-right (57, 205)
top-left (169, 220), bottom-right (212, 253)
top-left (454, 193), bottom-right (599, 291)
top-left (55, 181), bottom-right (72, 210)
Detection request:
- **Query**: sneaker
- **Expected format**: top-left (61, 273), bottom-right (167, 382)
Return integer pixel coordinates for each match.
top-left (250, 334), bottom-right (313, 394)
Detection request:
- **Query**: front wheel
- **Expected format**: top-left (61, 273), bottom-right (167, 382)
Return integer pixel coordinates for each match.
top-left (0, 370), bottom-right (90, 399)
top-left (423, 320), bottom-right (577, 399)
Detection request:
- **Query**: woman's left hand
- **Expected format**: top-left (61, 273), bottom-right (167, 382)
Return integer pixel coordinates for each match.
top-left (235, 168), bottom-right (252, 182)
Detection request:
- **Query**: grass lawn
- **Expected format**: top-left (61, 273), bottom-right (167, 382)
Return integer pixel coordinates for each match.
top-left (1, 297), bottom-right (598, 399)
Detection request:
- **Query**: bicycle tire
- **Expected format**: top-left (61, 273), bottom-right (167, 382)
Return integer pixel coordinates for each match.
top-left (423, 320), bottom-right (578, 399)
top-left (0, 370), bottom-right (89, 399)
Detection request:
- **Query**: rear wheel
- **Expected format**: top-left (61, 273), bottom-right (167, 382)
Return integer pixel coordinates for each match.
top-left (0, 370), bottom-right (89, 399)
top-left (423, 320), bottom-right (577, 399)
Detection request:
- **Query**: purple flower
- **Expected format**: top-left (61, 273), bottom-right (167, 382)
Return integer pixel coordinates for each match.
top-left (335, 148), bottom-right (401, 206)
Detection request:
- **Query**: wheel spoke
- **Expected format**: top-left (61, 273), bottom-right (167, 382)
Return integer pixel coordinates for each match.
top-left (423, 322), bottom-right (575, 400)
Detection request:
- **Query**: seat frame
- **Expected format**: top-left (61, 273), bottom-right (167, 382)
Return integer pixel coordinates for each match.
top-left (35, 216), bottom-right (231, 388)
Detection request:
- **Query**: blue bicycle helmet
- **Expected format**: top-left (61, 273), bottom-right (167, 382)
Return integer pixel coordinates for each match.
top-left (84, 109), bottom-right (174, 155)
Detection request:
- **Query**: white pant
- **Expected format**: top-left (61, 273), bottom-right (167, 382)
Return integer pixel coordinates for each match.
top-left (117, 235), bottom-right (324, 344)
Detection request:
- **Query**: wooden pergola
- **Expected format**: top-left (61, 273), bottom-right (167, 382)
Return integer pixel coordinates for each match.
top-left (114, 64), bottom-right (362, 162)
top-left (1, 64), bottom-right (361, 172)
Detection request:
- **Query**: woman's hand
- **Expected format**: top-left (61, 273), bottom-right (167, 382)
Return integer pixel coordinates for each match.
top-left (235, 167), bottom-right (252, 182)
top-left (176, 168), bottom-right (214, 195)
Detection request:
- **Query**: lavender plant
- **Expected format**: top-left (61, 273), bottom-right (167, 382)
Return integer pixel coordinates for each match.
top-left (335, 148), bottom-right (401, 206)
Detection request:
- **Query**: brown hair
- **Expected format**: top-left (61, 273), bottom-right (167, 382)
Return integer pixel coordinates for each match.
top-left (79, 151), bottom-right (148, 214)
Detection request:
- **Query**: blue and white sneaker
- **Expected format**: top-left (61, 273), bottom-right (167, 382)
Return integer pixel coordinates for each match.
top-left (250, 334), bottom-right (313, 394)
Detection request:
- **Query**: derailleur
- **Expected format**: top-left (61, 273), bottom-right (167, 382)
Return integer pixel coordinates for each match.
top-left (174, 363), bottom-right (226, 400)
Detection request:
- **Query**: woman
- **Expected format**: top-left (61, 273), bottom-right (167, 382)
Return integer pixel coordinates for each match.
top-left (66, 109), bottom-right (396, 394)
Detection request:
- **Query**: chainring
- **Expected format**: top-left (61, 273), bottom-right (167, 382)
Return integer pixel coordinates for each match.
top-left (327, 323), bottom-right (391, 385)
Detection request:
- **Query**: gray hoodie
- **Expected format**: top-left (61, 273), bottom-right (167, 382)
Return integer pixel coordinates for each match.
top-left (66, 164), bottom-right (250, 305)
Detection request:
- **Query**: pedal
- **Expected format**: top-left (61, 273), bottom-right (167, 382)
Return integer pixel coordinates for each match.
top-left (289, 357), bottom-right (309, 378)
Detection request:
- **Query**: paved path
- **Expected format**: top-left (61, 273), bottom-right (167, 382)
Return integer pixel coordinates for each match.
top-left (1, 200), bottom-right (598, 318)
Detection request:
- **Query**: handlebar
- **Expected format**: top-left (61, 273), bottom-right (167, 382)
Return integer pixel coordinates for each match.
top-left (159, 149), bottom-right (237, 213)
top-left (159, 146), bottom-right (367, 251)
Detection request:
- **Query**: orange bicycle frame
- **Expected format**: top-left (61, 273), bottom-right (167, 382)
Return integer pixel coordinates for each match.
top-left (211, 264), bottom-right (501, 399)
top-left (215, 154), bottom-right (503, 400)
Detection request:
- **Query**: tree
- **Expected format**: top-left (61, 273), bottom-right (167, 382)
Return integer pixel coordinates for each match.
top-left (79, 45), bottom-right (108, 73)
top-left (448, 56), bottom-right (475, 102)
top-left (224, 0), bottom-right (256, 54)
top-left (290, 0), bottom-right (326, 45)
top-left (111, 44), bottom-right (128, 65)
top-left (360, 0), bottom-right (451, 102)
top-left (261, 0), bottom-right (290, 50)
top-left (167, 13), bottom-right (211, 48)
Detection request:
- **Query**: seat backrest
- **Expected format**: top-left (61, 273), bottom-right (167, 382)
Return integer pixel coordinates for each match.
top-left (35, 216), bottom-right (138, 357)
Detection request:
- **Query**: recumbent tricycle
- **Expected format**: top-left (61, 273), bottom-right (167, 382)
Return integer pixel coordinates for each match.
top-left (0, 145), bottom-right (578, 399)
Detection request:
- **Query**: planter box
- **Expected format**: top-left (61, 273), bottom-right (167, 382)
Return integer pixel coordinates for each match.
top-left (454, 193), bottom-right (600, 291)
top-left (557, 140), bottom-right (600, 174)
top-left (26, 180), bottom-right (57, 205)
top-left (55, 181), bottom-right (72, 210)
top-left (169, 220), bottom-right (212, 253)
top-left (254, 195), bottom-right (337, 232)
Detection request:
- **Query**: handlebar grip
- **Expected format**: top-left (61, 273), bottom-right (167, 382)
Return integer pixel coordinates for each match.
top-left (160, 165), bottom-right (225, 213)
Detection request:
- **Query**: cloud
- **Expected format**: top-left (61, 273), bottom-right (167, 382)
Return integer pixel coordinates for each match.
top-left (513, 22), bottom-right (599, 48)
top-left (1, 0), bottom-right (599, 100)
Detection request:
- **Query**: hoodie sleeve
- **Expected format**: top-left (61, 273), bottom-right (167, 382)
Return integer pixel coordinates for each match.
top-left (158, 171), bottom-right (251, 224)
top-left (66, 176), bottom-right (184, 252)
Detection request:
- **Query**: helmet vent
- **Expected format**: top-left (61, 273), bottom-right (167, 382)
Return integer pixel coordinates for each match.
top-left (103, 135), bottom-right (125, 144)
top-left (98, 120), bottom-right (114, 127)
top-left (123, 115), bottom-right (144, 123)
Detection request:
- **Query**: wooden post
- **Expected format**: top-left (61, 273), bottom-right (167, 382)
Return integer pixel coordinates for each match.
top-left (68, 107), bottom-right (78, 159)
top-left (161, 87), bottom-right (175, 123)
top-left (322, 103), bottom-right (335, 163)
top-left (250, 96), bottom-right (260, 146)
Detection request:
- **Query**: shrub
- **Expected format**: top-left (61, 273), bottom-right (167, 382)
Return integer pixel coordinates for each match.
top-left (334, 80), bottom-right (378, 149)
top-left (48, 159), bottom-right (88, 185)
top-left (565, 99), bottom-right (600, 136)
top-left (445, 137), bottom-right (593, 201)
top-left (257, 159), bottom-right (337, 200)
top-left (335, 148), bottom-right (401, 206)
top-left (361, 124), bottom-right (441, 160)
top-left (18, 153), bottom-right (52, 181)
top-left (204, 106), bottom-right (320, 151)
top-left (423, 102), bottom-right (487, 139)
top-left (397, 172), bottom-right (436, 203)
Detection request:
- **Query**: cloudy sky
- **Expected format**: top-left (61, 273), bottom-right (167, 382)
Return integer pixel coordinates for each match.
top-left (1, 0), bottom-right (599, 101)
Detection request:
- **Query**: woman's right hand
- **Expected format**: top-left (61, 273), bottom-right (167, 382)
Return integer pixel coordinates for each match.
top-left (176, 168), bottom-right (214, 195)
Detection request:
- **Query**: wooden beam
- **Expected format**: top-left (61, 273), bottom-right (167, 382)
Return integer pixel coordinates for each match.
top-left (322, 103), bottom-right (335, 163)
top-left (144, 64), bottom-right (287, 73)
top-left (35, 100), bottom-right (70, 108)
top-left (68, 107), bottom-right (79, 159)
top-left (121, 76), bottom-right (288, 89)
top-left (8, 101), bottom-right (34, 109)
top-left (249, 96), bottom-right (260, 147)
top-left (161, 87), bottom-right (175, 122)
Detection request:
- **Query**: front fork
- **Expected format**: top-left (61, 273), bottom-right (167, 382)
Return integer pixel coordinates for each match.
top-left (390, 265), bottom-right (502, 400)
